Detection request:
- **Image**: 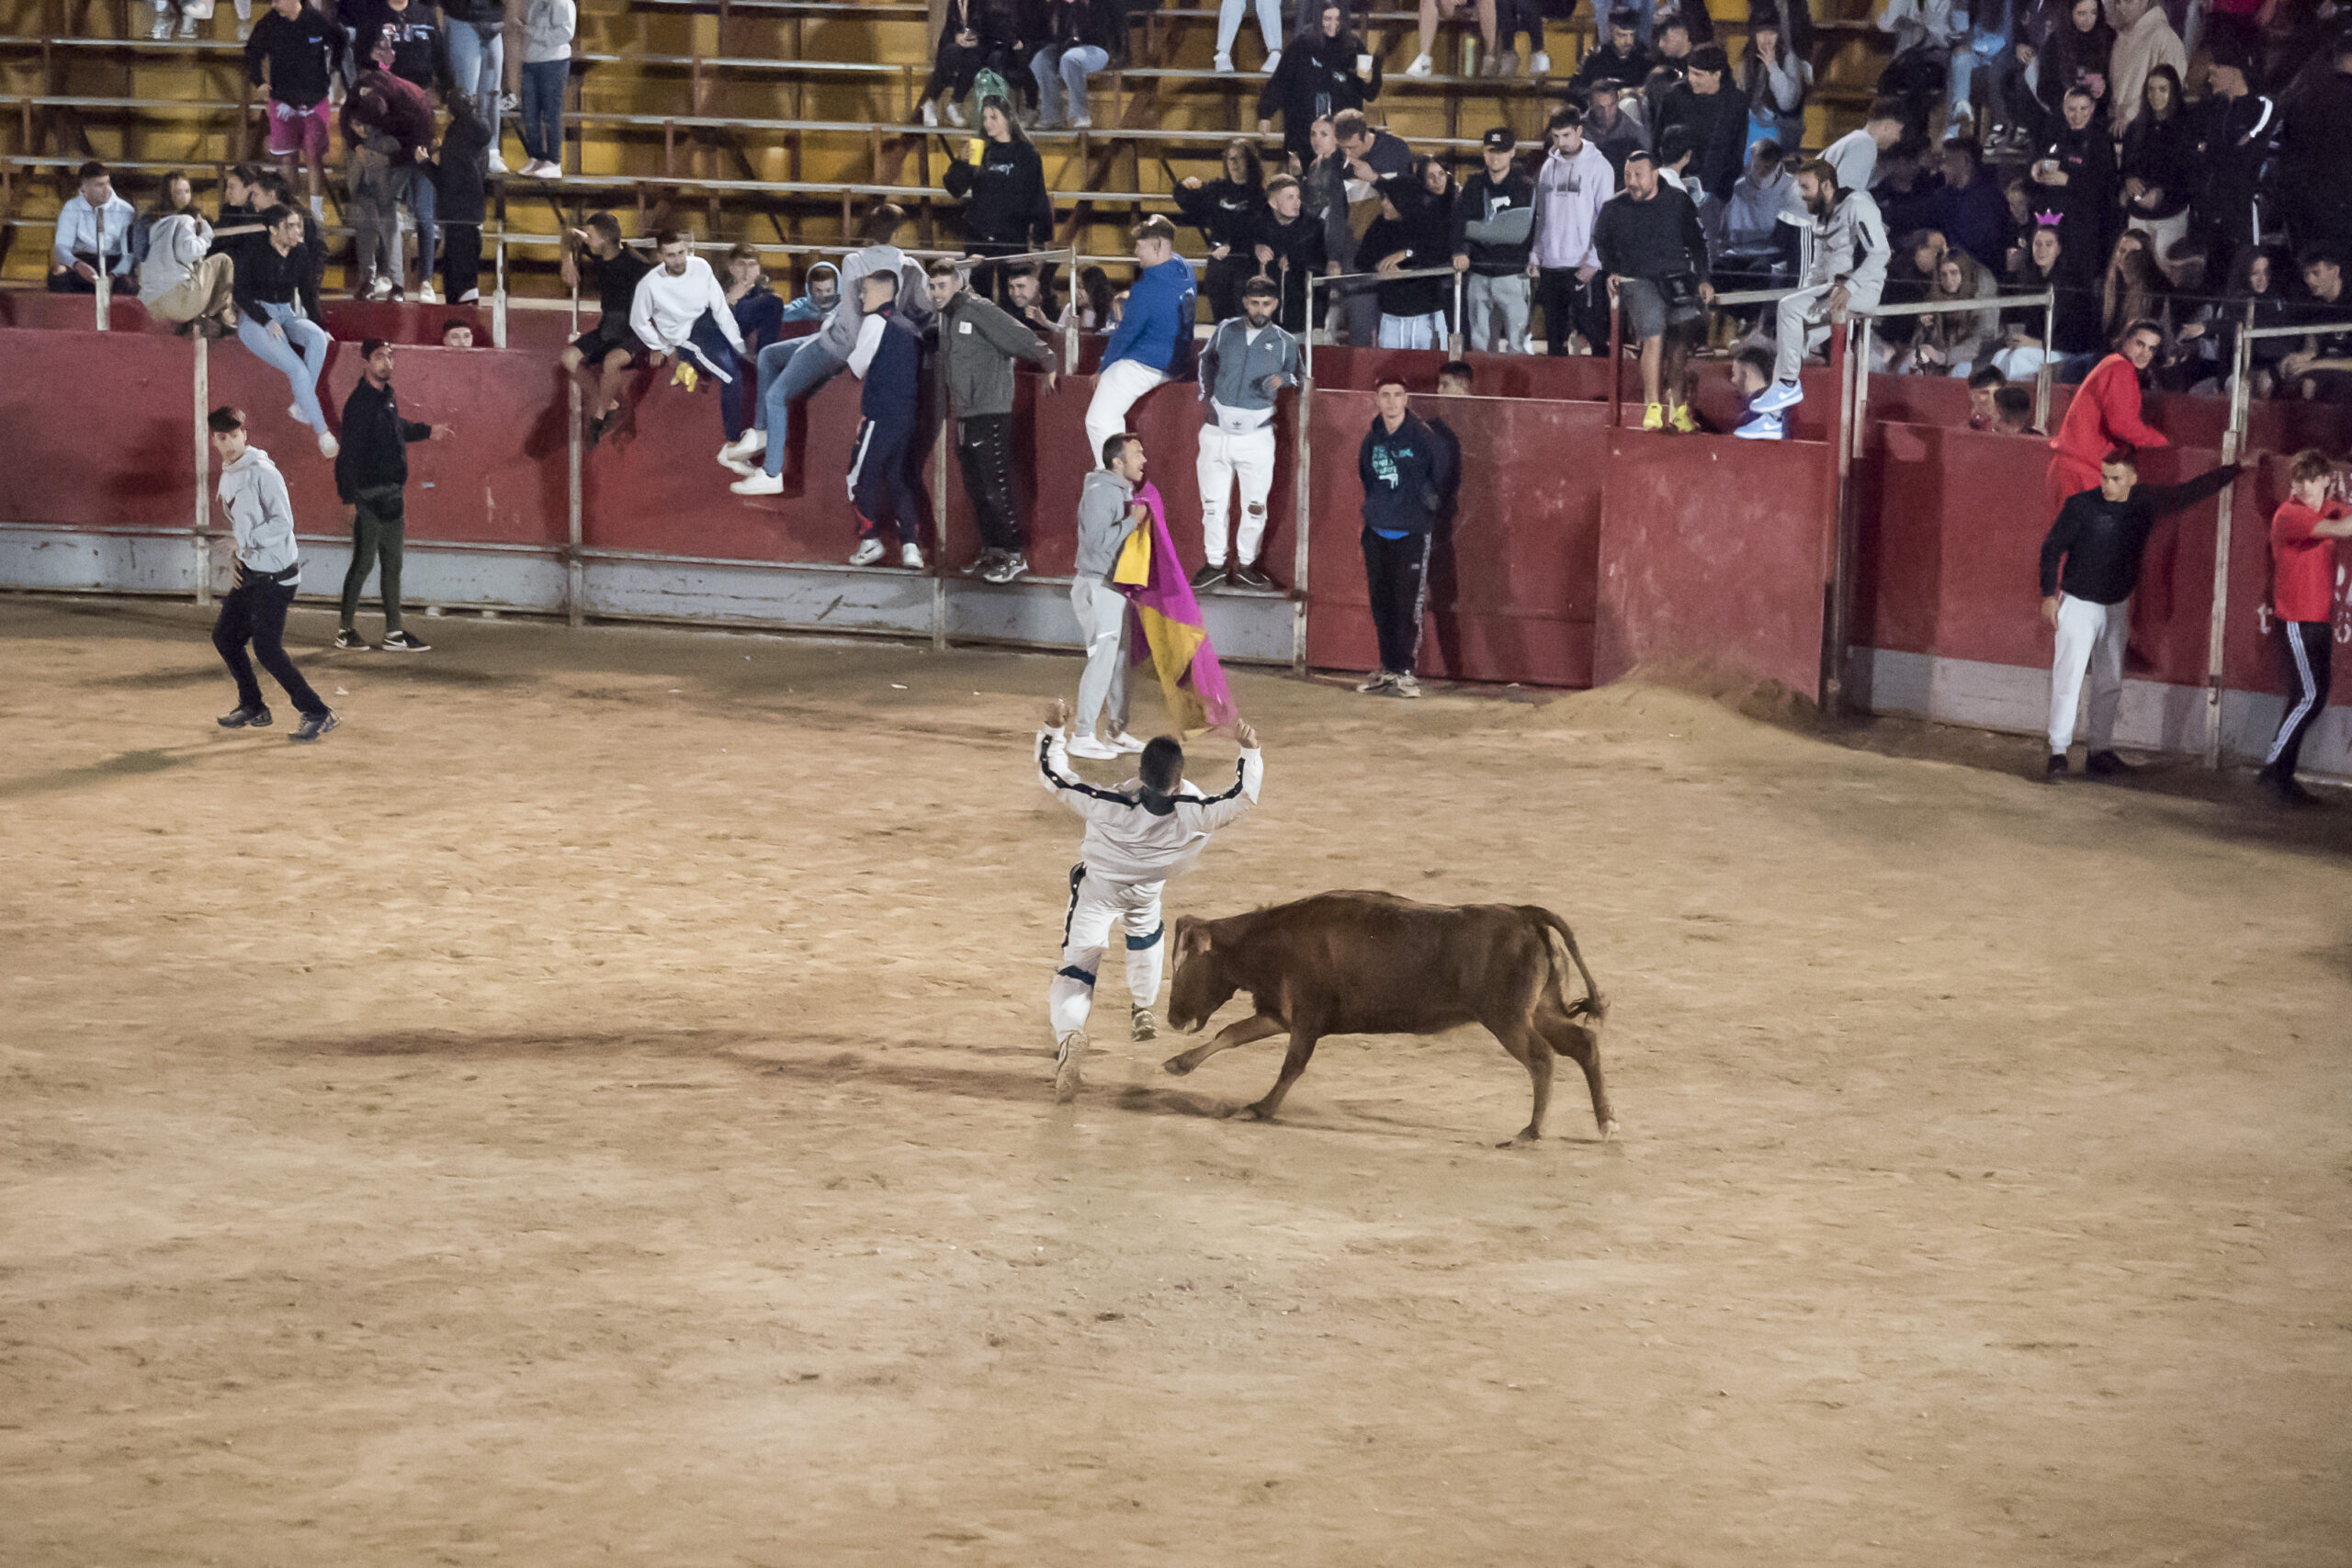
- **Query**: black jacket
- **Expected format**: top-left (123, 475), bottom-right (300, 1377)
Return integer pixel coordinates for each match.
top-left (1252, 208), bottom-right (1327, 329)
top-left (944, 136), bottom-right (1053, 249)
top-left (2039, 465), bottom-right (2239, 604)
top-left (1655, 82), bottom-right (1747, 202)
top-left (345, 0), bottom-right (453, 95)
top-left (1258, 32), bottom-right (1380, 163)
top-left (1358, 411), bottom-right (1455, 536)
top-left (1571, 38), bottom-right (1653, 93)
top-left (2189, 91), bottom-right (2277, 250)
top-left (1593, 184), bottom-right (1709, 284)
top-left (245, 5), bottom-right (345, 108)
top-left (335, 378), bottom-right (433, 503)
top-left (1361, 192), bottom-right (1452, 316)
top-left (434, 102), bottom-right (492, 223)
top-left (1174, 176), bottom-right (1264, 256)
top-left (232, 234), bottom-right (322, 320)
top-left (1450, 165), bottom-right (1535, 276)
top-left (583, 246), bottom-right (651, 324)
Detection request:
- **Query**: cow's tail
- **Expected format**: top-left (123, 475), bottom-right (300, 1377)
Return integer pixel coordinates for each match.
top-left (1525, 907), bottom-right (1607, 1026)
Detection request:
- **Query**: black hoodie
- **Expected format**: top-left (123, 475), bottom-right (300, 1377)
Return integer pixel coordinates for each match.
top-left (245, 4), bottom-right (346, 109)
top-left (944, 135), bottom-right (1054, 251)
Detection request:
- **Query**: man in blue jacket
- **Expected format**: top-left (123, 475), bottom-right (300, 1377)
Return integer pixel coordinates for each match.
top-left (1085, 216), bottom-right (1197, 464)
top-left (844, 270), bottom-right (931, 570)
top-left (1355, 377), bottom-right (1454, 698)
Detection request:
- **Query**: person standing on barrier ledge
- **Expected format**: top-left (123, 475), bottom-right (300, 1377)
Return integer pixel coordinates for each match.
top-left (1747, 158), bottom-right (1889, 428)
top-left (842, 271), bottom-right (930, 571)
top-left (1085, 217), bottom-right (1196, 465)
top-left (1594, 147), bottom-right (1713, 433)
top-left (334, 340), bottom-right (453, 653)
top-left (2257, 450), bottom-right (2352, 805)
top-left (928, 256), bottom-right (1057, 585)
top-left (1069, 433), bottom-right (1152, 761)
top-left (1531, 107), bottom-right (1616, 357)
top-left (208, 407), bottom-right (339, 744)
top-left (1193, 276), bottom-right (1297, 593)
top-left (1356, 377), bottom-right (1453, 699)
top-left (2036, 446), bottom-right (2239, 784)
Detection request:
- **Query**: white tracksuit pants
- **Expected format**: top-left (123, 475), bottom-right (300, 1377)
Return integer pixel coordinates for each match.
top-left (1196, 420), bottom-right (1276, 568)
top-left (1085, 358), bottom-right (1170, 463)
top-left (1772, 279), bottom-right (1882, 385)
top-left (2047, 592), bottom-right (2130, 753)
top-left (1048, 864), bottom-right (1167, 1036)
top-left (1069, 576), bottom-right (1131, 739)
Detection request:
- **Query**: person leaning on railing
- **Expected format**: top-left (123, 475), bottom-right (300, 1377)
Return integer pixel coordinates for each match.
top-left (1529, 105), bottom-right (1616, 356)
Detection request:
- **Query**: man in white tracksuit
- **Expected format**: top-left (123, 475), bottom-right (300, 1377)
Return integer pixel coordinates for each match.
top-left (1035, 699), bottom-right (1264, 1101)
top-left (1192, 275), bottom-right (1299, 592)
top-left (1745, 159), bottom-right (1890, 435)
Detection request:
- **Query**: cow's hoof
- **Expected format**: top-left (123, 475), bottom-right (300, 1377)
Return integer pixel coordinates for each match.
top-left (1600, 1119), bottom-right (1620, 1141)
top-left (1499, 1128), bottom-right (1542, 1149)
top-left (1162, 1055), bottom-right (1195, 1077)
top-left (1233, 1102), bottom-right (1275, 1122)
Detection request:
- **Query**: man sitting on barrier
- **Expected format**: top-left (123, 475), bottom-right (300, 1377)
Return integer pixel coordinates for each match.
top-left (1084, 216), bottom-right (1197, 466)
top-left (1193, 274), bottom-right (1298, 593)
top-left (560, 213), bottom-right (652, 446)
top-left (1595, 147), bottom-right (1713, 434)
top-left (2044, 321), bottom-right (2168, 512)
top-left (1747, 158), bottom-right (1892, 431)
top-left (629, 229), bottom-right (748, 399)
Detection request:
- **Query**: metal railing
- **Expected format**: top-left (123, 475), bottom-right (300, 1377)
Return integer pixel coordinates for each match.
top-left (1850, 290), bottom-right (2058, 452)
top-left (1300, 265), bottom-right (1464, 378)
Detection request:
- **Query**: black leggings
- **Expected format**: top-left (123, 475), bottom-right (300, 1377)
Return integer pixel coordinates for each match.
top-left (213, 572), bottom-right (327, 716)
top-left (2265, 621), bottom-right (2334, 779)
top-left (1361, 527), bottom-right (1432, 677)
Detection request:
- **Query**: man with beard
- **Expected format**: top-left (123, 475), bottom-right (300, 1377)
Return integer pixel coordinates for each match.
top-left (1747, 160), bottom-right (1890, 433)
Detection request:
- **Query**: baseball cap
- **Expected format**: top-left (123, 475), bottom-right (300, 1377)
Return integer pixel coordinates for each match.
top-left (1483, 126), bottom-right (1517, 152)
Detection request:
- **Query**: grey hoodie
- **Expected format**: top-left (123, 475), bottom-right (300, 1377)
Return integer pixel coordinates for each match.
top-left (1197, 316), bottom-right (1299, 426)
top-left (938, 288), bottom-right (1052, 418)
top-left (1074, 469), bottom-right (1137, 583)
top-left (139, 212), bottom-right (213, 302)
top-left (817, 243), bottom-right (934, 360)
top-left (217, 445), bottom-right (300, 579)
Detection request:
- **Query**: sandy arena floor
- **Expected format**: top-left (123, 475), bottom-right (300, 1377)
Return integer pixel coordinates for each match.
top-left (1, 593), bottom-right (2347, 1567)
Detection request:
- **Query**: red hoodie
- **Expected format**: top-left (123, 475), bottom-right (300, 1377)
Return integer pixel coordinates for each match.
top-left (2050, 353), bottom-right (2169, 474)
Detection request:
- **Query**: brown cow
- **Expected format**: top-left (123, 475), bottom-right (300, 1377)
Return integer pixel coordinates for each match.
top-left (1160, 890), bottom-right (1616, 1145)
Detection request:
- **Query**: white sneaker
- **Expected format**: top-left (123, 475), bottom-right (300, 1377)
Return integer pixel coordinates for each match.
top-left (1213, 51), bottom-right (1235, 73)
top-left (729, 470), bottom-right (785, 495)
top-left (945, 100), bottom-right (967, 127)
top-left (150, 12), bottom-right (172, 39)
top-left (177, 14), bottom-right (198, 34)
top-left (849, 538), bottom-right (886, 566)
top-left (317, 432), bottom-right (339, 459)
top-left (416, 284), bottom-right (440, 305)
top-left (1531, 51), bottom-right (1550, 73)
top-left (1405, 52), bottom-right (1434, 77)
top-left (1262, 48), bottom-right (1280, 73)
top-left (720, 427), bottom-right (766, 460)
top-left (1105, 731), bottom-right (1148, 754)
top-left (1355, 671), bottom-right (1396, 693)
top-left (486, 151), bottom-right (509, 175)
top-left (1067, 735), bottom-right (1121, 760)
top-left (921, 99), bottom-right (939, 126)
top-left (899, 542), bottom-right (924, 570)
top-left (1070, 113), bottom-right (1091, 129)
top-left (366, 275), bottom-right (393, 300)
top-left (718, 454), bottom-right (756, 478)
top-left (1053, 1030), bottom-right (1087, 1101)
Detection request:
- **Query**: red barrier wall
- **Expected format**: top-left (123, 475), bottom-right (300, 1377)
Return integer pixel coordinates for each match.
top-left (0, 327), bottom-right (197, 530)
top-left (1595, 428), bottom-right (1837, 699)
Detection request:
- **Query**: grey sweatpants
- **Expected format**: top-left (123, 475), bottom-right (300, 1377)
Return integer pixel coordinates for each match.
top-left (1069, 576), bottom-right (1130, 739)
top-left (1466, 272), bottom-right (1532, 353)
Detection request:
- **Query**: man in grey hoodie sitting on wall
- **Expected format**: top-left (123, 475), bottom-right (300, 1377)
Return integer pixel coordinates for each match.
top-left (1068, 432), bottom-right (1154, 761)
top-left (140, 206), bottom-right (238, 333)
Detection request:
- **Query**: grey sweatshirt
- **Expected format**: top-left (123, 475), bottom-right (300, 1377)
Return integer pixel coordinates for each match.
top-left (1197, 317), bottom-right (1299, 427)
top-left (1074, 469), bottom-right (1138, 583)
top-left (817, 243), bottom-right (933, 360)
top-left (520, 0), bottom-right (574, 62)
top-left (938, 289), bottom-right (1052, 418)
top-left (216, 445), bottom-right (300, 579)
top-left (138, 212), bottom-right (213, 302)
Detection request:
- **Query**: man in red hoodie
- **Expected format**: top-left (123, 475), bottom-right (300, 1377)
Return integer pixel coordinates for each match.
top-left (2047, 321), bottom-right (2168, 512)
top-left (2258, 448), bottom-right (2352, 804)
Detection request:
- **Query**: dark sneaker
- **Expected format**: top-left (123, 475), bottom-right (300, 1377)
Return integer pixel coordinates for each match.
top-left (961, 549), bottom-right (1001, 576)
top-left (1231, 562), bottom-right (1277, 592)
top-left (1354, 671), bottom-right (1395, 694)
top-left (586, 408), bottom-right (618, 447)
top-left (289, 709), bottom-right (341, 744)
top-left (332, 626), bottom-right (373, 651)
top-left (217, 705), bottom-right (273, 729)
top-left (2044, 752), bottom-right (2068, 784)
top-left (982, 551), bottom-right (1030, 584)
top-left (1190, 560), bottom-right (1228, 591)
top-left (2084, 749), bottom-right (2132, 777)
top-left (379, 630), bottom-right (431, 652)
top-left (2259, 763), bottom-right (2317, 806)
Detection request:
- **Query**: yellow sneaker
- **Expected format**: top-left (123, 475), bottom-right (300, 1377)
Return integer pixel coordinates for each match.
top-left (1668, 402), bottom-right (1699, 434)
top-left (671, 360), bottom-right (698, 392)
top-left (1640, 402), bottom-right (1665, 431)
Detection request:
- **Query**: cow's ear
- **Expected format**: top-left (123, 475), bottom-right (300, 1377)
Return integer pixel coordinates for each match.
top-left (1174, 916), bottom-right (1210, 964)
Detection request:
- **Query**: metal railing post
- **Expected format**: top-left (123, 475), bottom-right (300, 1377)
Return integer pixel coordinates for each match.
top-left (93, 269), bottom-right (108, 331)
top-left (1606, 295), bottom-right (1621, 427)
top-left (191, 333), bottom-right (210, 608)
top-left (1291, 363), bottom-right (1313, 676)
top-left (2035, 288), bottom-right (2056, 431)
top-left (492, 234), bottom-right (509, 349)
top-left (2201, 321), bottom-right (2257, 769)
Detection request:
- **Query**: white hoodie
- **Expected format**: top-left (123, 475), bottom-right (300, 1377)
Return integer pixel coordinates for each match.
top-left (217, 445), bottom-right (300, 581)
top-left (628, 254), bottom-right (745, 356)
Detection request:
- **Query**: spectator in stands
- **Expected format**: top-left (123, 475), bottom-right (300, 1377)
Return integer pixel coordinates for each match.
top-left (1213, 0), bottom-right (1283, 74)
top-left (1976, 2), bottom-right (2050, 153)
top-left (1006, 264), bottom-right (1062, 333)
top-left (206, 406), bottom-right (337, 741)
top-left (945, 96), bottom-right (1055, 289)
top-left (2045, 318), bottom-right (2165, 506)
top-left (1998, 223), bottom-right (2098, 378)
top-left (717, 243), bottom-right (786, 450)
top-left (2102, 0), bottom-right (2183, 139)
top-left (2188, 49), bottom-right (2275, 291)
top-left (730, 205), bottom-right (930, 492)
top-left (1934, 138), bottom-right (2008, 273)
top-left (2032, 86), bottom-right (2119, 274)
top-left (1193, 275), bottom-right (1298, 592)
top-left (48, 161), bottom-right (135, 295)
top-left (1748, 160), bottom-right (1891, 431)
top-left (2118, 64), bottom-right (2191, 263)
top-left (1656, 43), bottom-right (1746, 213)
top-left (1252, 173), bottom-right (1331, 333)
top-left (515, 0), bottom-right (573, 179)
top-left (1740, 15), bottom-right (1812, 153)
top-left (2275, 33), bottom-right (2352, 256)
top-left (1643, 23), bottom-right (1693, 116)
top-left (233, 205), bottom-right (338, 458)
top-left (139, 193), bottom-right (235, 336)
top-left (1495, 0), bottom-right (1551, 76)
top-left (1355, 377), bottom-right (1453, 697)
top-left (246, 0), bottom-right (345, 225)
top-left (1908, 249), bottom-right (1998, 374)
top-left (2037, 0), bottom-right (2112, 123)
top-left (1531, 106), bottom-right (1615, 355)
top-left (1361, 164), bottom-right (1453, 349)
top-left (1083, 215), bottom-right (1194, 460)
top-left (921, 0), bottom-right (1014, 127)
top-left (1725, 342), bottom-right (1778, 438)
top-left (2196, 246), bottom-right (2292, 397)
top-left (840, 271), bottom-right (929, 570)
top-left (333, 339), bottom-right (451, 652)
top-left (345, 33), bottom-right (444, 299)
top-left (1404, 0), bottom-right (1498, 79)
top-left (1875, 0), bottom-right (1965, 112)
top-left (1966, 363), bottom-right (2007, 425)
top-left (1992, 383), bottom-right (2034, 431)
top-left (1334, 108), bottom-right (1411, 195)
top-left (347, 0), bottom-right (452, 97)
top-left (1648, 0), bottom-right (1714, 45)
top-left (340, 61), bottom-right (434, 298)
top-left (1574, 10), bottom-right (1654, 95)
top-left (1578, 78), bottom-right (1649, 178)
top-left (1032, 0), bottom-right (1125, 131)
top-left (1713, 138), bottom-right (1792, 295)
top-left (2278, 248), bottom-right (2352, 401)
top-left (1177, 140), bottom-right (1269, 322)
top-left (560, 212), bottom-right (650, 445)
top-left (1943, 0), bottom-right (2014, 138)
top-left (442, 318), bottom-right (475, 346)
top-left (130, 169), bottom-right (200, 276)
top-left (1872, 228), bottom-right (1946, 368)
top-left (2090, 231), bottom-right (2167, 378)
top-left (152, 0), bottom-right (200, 39)
top-left (928, 257), bottom-right (1056, 583)
top-left (1453, 127), bottom-right (1536, 353)
top-left (1302, 117), bottom-right (1378, 347)
top-left (1062, 263), bottom-right (1115, 332)
top-left (1595, 147), bottom-right (1713, 432)
top-left (432, 90), bottom-right (492, 305)
top-left (441, 0), bottom-right (510, 174)
top-left (2257, 449), bottom-right (2352, 803)
top-left (2036, 446), bottom-right (2238, 783)
top-left (1258, 4), bottom-right (1380, 174)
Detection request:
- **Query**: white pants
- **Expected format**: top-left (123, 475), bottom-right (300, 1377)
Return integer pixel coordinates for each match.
top-left (2048, 592), bottom-right (2130, 753)
top-left (1379, 310), bottom-right (1448, 350)
top-left (1086, 358), bottom-right (1170, 463)
top-left (1069, 576), bottom-right (1130, 739)
top-left (1466, 272), bottom-right (1531, 353)
top-left (1047, 865), bottom-right (1166, 1037)
top-left (1772, 279), bottom-right (1882, 385)
top-left (1196, 420), bottom-right (1276, 567)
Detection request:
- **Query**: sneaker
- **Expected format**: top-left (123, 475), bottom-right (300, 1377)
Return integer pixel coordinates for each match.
top-left (2083, 748), bottom-right (2132, 777)
top-left (1130, 1007), bottom-right (1159, 1042)
top-left (1404, 52), bottom-right (1433, 76)
top-left (217, 704), bottom-right (273, 728)
top-left (1213, 51), bottom-right (1235, 73)
top-left (289, 709), bottom-right (341, 744)
top-left (1640, 402), bottom-right (1665, 431)
top-left (1105, 731), bottom-right (1148, 754)
top-left (416, 283), bottom-right (441, 305)
top-left (1530, 50), bottom-right (1551, 73)
top-left (332, 626), bottom-right (373, 651)
top-left (2044, 752), bottom-right (2068, 784)
top-left (1070, 113), bottom-right (1091, 130)
top-left (848, 538), bottom-right (887, 566)
top-left (1493, 48), bottom-right (1518, 76)
top-left (983, 551), bottom-right (1030, 584)
top-left (1067, 734), bottom-right (1121, 760)
top-left (366, 274), bottom-right (394, 301)
top-left (1261, 48), bottom-right (1280, 73)
top-left (1735, 412), bottom-right (1786, 440)
top-left (921, 98), bottom-right (939, 126)
top-left (2262, 765), bottom-right (2318, 806)
top-left (317, 432), bottom-right (340, 459)
top-left (729, 469), bottom-right (784, 495)
top-left (1232, 562), bottom-right (1276, 591)
top-left (899, 542), bottom-right (925, 570)
top-left (1191, 559), bottom-right (1228, 591)
top-left (1668, 403), bottom-right (1699, 434)
top-left (718, 453), bottom-right (757, 478)
top-left (945, 100), bottom-right (967, 127)
top-left (588, 408), bottom-right (619, 448)
top-left (1750, 378), bottom-right (1804, 415)
top-left (1053, 1030), bottom-right (1088, 1101)
top-left (721, 427), bottom-right (767, 460)
top-left (486, 150), bottom-right (509, 175)
top-left (1354, 671), bottom-right (1396, 694)
top-left (962, 548), bottom-right (1001, 576)
top-left (380, 629), bottom-right (431, 652)
top-left (1387, 673), bottom-right (1423, 698)
top-left (150, 12), bottom-right (173, 39)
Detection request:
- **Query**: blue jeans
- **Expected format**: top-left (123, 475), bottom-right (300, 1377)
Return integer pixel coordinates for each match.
top-left (1948, 25), bottom-right (2009, 109)
top-left (407, 173), bottom-right (437, 290)
top-left (237, 300), bottom-right (332, 435)
top-left (520, 58), bottom-right (565, 164)
top-left (447, 20), bottom-right (504, 148)
top-left (754, 337), bottom-right (845, 476)
top-left (1030, 43), bottom-right (1108, 127)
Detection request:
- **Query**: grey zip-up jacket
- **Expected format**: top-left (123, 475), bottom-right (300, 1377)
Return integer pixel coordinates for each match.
top-left (938, 289), bottom-right (1053, 419)
top-left (217, 445), bottom-right (300, 580)
top-left (1074, 469), bottom-right (1138, 583)
top-left (1798, 186), bottom-right (1890, 301)
top-left (816, 243), bottom-right (934, 360)
top-left (1197, 317), bottom-right (1299, 427)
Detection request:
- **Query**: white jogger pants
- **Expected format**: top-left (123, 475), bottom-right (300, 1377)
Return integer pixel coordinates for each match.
top-left (1047, 865), bottom-right (1167, 1036)
top-left (2047, 592), bottom-right (2130, 753)
top-left (1196, 420), bottom-right (1276, 568)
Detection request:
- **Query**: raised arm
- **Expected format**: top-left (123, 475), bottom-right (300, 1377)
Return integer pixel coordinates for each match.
top-left (2136, 463), bottom-right (2242, 518)
top-left (1185, 730), bottom-right (1264, 832)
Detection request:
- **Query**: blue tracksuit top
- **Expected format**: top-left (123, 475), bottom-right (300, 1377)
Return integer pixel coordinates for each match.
top-left (1101, 254), bottom-right (1197, 376)
top-left (860, 305), bottom-right (924, 423)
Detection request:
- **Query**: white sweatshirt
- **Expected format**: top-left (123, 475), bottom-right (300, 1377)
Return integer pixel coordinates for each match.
top-left (1036, 728), bottom-right (1264, 884)
top-left (216, 445), bottom-right (300, 580)
top-left (628, 254), bottom-right (745, 355)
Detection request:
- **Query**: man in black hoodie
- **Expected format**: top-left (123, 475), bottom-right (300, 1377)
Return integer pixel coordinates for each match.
top-left (1355, 377), bottom-right (1455, 698)
top-left (246, 0), bottom-right (345, 222)
top-left (1452, 126), bottom-right (1536, 352)
top-left (334, 339), bottom-right (454, 651)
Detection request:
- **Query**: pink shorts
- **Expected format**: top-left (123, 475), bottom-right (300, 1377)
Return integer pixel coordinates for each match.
top-left (266, 97), bottom-right (331, 159)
